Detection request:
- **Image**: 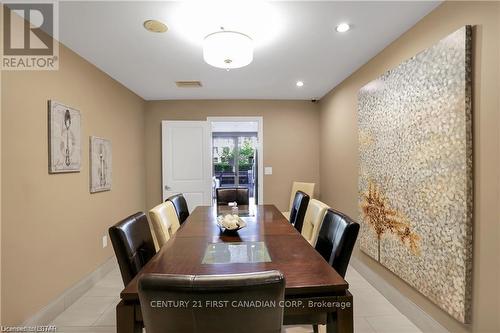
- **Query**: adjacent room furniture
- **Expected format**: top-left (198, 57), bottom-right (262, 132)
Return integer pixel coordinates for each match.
top-left (215, 187), bottom-right (249, 205)
top-left (289, 191), bottom-right (310, 233)
top-left (138, 271), bottom-right (285, 333)
top-left (166, 193), bottom-right (189, 224)
top-left (117, 205), bottom-right (353, 333)
top-left (282, 181), bottom-right (315, 219)
top-left (315, 208), bottom-right (360, 278)
top-left (148, 201), bottom-right (180, 249)
top-left (108, 212), bottom-right (156, 286)
top-left (301, 199), bottom-right (329, 247)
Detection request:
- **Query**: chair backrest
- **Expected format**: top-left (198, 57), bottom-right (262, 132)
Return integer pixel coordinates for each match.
top-left (216, 187), bottom-right (249, 206)
top-left (315, 208), bottom-right (360, 278)
top-left (108, 212), bottom-right (156, 286)
top-left (301, 199), bottom-right (329, 247)
top-left (138, 271), bottom-right (285, 333)
top-left (149, 201), bottom-right (180, 248)
top-left (288, 182), bottom-right (315, 211)
top-left (289, 191), bottom-right (310, 233)
top-left (166, 193), bottom-right (189, 224)
top-left (148, 204), bottom-right (169, 250)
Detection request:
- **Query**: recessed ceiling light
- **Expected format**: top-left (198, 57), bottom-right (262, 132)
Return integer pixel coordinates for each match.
top-left (143, 20), bottom-right (168, 33)
top-left (296, 81), bottom-right (304, 87)
top-left (336, 23), bottom-right (350, 33)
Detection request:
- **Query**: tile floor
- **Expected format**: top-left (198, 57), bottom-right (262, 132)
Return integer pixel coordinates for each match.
top-left (52, 265), bottom-right (421, 333)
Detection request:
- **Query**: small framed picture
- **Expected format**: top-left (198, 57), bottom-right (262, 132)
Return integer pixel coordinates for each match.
top-left (90, 136), bottom-right (112, 193)
top-left (48, 100), bottom-right (81, 173)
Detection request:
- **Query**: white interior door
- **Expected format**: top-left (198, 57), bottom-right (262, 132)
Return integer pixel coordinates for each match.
top-left (162, 121), bottom-right (212, 211)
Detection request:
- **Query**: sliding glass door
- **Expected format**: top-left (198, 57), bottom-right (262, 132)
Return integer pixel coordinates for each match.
top-left (212, 133), bottom-right (258, 200)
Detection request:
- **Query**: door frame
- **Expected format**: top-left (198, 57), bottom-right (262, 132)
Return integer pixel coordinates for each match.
top-left (207, 116), bottom-right (264, 205)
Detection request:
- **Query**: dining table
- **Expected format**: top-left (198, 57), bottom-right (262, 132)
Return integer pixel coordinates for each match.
top-left (117, 204), bottom-right (353, 333)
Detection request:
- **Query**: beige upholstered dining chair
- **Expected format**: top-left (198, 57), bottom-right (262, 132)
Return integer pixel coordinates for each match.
top-left (148, 201), bottom-right (180, 248)
top-left (282, 181), bottom-right (316, 219)
top-left (301, 199), bottom-right (329, 247)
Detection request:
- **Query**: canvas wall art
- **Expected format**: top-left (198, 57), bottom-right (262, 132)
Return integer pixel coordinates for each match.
top-left (90, 136), bottom-right (112, 193)
top-left (48, 101), bottom-right (82, 173)
top-left (358, 26), bottom-right (472, 323)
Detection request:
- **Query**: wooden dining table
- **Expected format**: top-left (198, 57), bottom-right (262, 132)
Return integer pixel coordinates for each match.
top-left (117, 204), bottom-right (353, 333)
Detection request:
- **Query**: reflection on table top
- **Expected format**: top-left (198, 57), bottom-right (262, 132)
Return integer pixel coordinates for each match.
top-left (202, 241), bottom-right (272, 264)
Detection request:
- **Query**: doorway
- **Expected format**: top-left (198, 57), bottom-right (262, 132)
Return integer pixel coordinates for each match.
top-left (208, 117), bottom-right (264, 205)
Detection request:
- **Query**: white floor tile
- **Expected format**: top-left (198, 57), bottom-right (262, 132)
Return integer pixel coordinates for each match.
top-left (52, 295), bottom-right (116, 326)
top-left (366, 315), bottom-right (422, 333)
top-left (92, 303), bottom-right (116, 327)
top-left (354, 317), bottom-right (376, 333)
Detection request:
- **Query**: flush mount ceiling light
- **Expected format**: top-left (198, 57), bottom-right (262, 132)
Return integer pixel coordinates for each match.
top-left (203, 29), bottom-right (253, 70)
top-left (336, 23), bottom-right (350, 33)
top-left (143, 20), bottom-right (168, 33)
top-left (296, 81), bottom-right (304, 87)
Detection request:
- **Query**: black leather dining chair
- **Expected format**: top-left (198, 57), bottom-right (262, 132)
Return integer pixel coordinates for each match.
top-left (289, 190), bottom-right (310, 233)
top-left (166, 193), bottom-right (189, 225)
top-left (315, 208), bottom-right (360, 278)
top-left (216, 187), bottom-right (249, 206)
top-left (138, 271), bottom-right (285, 333)
top-left (311, 208), bottom-right (359, 333)
top-left (109, 212), bottom-right (156, 286)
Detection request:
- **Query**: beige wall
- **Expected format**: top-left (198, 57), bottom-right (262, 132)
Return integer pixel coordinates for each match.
top-left (1, 43), bottom-right (146, 324)
top-left (145, 100), bottom-right (320, 212)
top-left (319, 2), bottom-right (499, 332)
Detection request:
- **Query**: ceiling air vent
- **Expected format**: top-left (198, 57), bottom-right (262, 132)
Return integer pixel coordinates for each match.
top-left (175, 81), bottom-right (203, 88)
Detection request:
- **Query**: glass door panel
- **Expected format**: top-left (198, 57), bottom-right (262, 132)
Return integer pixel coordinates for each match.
top-left (212, 134), bottom-right (258, 201)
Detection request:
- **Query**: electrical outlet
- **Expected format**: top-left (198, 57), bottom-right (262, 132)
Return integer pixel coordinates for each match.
top-left (102, 235), bottom-right (108, 248)
top-left (264, 167), bottom-right (273, 175)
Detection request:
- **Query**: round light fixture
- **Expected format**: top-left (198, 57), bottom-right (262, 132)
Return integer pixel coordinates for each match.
top-left (143, 20), bottom-right (168, 33)
top-left (203, 30), bottom-right (253, 70)
top-left (296, 81), bottom-right (304, 87)
top-left (336, 23), bottom-right (350, 33)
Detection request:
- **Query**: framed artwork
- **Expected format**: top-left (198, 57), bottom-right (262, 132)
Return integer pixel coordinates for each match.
top-left (358, 26), bottom-right (473, 323)
top-left (90, 136), bottom-right (112, 193)
top-left (48, 100), bottom-right (82, 173)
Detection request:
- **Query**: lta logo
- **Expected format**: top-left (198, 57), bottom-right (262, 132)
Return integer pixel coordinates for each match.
top-left (2, 2), bottom-right (59, 70)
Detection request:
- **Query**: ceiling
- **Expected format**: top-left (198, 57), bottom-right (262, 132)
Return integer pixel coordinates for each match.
top-left (59, 1), bottom-right (440, 100)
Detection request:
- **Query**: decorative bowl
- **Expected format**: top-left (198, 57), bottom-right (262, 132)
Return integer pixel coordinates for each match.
top-left (216, 214), bottom-right (247, 233)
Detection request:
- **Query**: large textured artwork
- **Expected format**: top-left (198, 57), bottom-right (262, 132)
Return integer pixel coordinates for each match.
top-left (48, 101), bottom-right (81, 173)
top-left (358, 26), bottom-right (472, 323)
top-left (90, 136), bottom-right (112, 193)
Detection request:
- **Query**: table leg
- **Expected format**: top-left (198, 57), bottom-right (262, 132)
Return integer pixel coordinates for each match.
top-left (116, 300), bottom-right (142, 333)
top-left (326, 292), bottom-right (353, 333)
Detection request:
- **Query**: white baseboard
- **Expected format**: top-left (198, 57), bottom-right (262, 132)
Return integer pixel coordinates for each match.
top-left (350, 257), bottom-right (449, 333)
top-left (23, 256), bottom-right (118, 326)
